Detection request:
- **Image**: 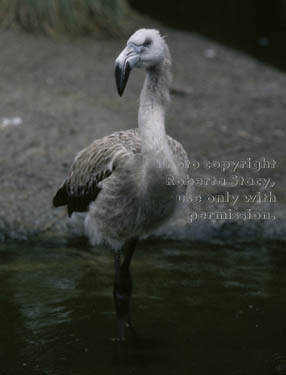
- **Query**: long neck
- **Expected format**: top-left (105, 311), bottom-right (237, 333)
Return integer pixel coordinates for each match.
top-left (138, 48), bottom-right (172, 159)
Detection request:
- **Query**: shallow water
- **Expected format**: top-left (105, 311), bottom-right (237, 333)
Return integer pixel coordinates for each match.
top-left (0, 237), bottom-right (285, 375)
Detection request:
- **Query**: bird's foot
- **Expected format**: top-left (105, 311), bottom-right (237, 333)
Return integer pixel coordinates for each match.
top-left (126, 316), bottom-right (136, 335)
top-left (111, 321), bottom-right (136, 343)
top-left (111, 337), bottom-right (126, 342)
top-left (126, 322), bottom-right (137, 342)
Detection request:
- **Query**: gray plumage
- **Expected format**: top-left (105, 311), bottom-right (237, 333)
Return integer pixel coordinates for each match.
top-left (53, 29), bottom-right (188, 251)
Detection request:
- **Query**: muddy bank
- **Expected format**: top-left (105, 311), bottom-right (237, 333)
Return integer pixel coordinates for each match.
top-left (0, 21), bottom-right (285, 241)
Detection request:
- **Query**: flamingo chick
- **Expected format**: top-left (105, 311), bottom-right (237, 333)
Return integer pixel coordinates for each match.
top-left (53, 28), bottom-right (188, 341)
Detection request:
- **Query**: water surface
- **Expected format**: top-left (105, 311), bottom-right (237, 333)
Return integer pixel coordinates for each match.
top-left (0, 237), bottom-right (285, 375)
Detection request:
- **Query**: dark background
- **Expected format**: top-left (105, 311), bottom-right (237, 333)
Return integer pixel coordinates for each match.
top-left (129, 0), bottom-right (286, 71)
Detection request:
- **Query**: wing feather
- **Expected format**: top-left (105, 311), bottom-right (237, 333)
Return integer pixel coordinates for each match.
top-left (53, 128), bottom-right (187, 217)
top-left (53, 129), bottom-right (141, 216)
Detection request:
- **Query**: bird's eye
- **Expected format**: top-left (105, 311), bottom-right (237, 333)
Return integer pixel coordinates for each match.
top-left (143, 38), bottom-right (151, 47)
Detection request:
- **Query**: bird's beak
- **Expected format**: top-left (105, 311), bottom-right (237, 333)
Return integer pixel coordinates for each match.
top-left (115, 45), bottom-right (139, 96)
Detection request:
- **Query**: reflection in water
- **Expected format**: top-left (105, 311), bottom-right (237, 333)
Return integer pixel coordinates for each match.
top-left (0, 237), bottom-right (285, 375)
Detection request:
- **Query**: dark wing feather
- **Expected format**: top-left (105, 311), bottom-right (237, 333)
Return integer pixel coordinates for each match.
top-left (53, 169), bottom-right (112, 217)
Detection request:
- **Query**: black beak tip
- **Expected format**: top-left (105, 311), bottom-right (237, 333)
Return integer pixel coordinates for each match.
top-left (117, 85), bottom-right (124, 96)
top-left (115, 63), bottom-right (124, 96)
top-left (115, 61), bottom-right (132, 97)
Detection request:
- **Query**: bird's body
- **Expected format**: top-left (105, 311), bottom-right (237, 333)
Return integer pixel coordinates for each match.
top-left (53, 28), bottom-right (188, 340)
top-left (54, 128), bottom-right (187, 249)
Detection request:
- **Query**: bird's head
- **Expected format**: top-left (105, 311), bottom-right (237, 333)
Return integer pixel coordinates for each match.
top-left (115, 28), bottom-right (167, 96)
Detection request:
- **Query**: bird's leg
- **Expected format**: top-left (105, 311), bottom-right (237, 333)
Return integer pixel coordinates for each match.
top-left (113, 253), bottom-right (125, 341)
top-left (113, 237), bottom-right (137, 341)
top-left (121, 238), bottom-right (138, 331)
